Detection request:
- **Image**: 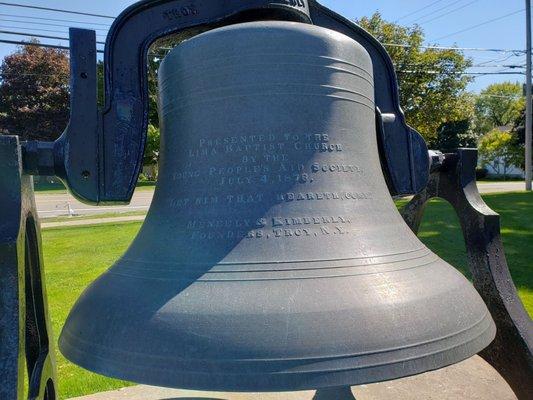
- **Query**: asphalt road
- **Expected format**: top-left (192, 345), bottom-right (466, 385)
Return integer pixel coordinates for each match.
top-left (476, 181), bottom-right (526, 193)
top-left (35, 181), bottom-right (528, 219)
top-left (35, 190), bottom-right (154, 218)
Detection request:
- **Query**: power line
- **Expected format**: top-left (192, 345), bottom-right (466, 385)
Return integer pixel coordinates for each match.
top-left (395, 0), bottom-right (447, 22)
top-left (410, 0), bottom-right (466, 24)
top-left (0, 14), bottom-right (524, 54)
top-left (396, 62), bottom-right (525, 71)
top-left (418, 0), bottom-right (479, 25)
top-left (0, 25), bottom-right (107, 38)
top-left (475, 53), bottom-right (523, 67)
top-left (0, 8), bottom-right (527, 74)
top-left (469, 64), bottom-right (525, 68)
top-left (0, 38), bottom-right (93, 52)
top-left (0, 30), bottom-right (106, 45)
top-left (0, 24), bottom-right (71, 34)
top-left (0, 2), bottom-right (115, 19)
top-left (433, 9), bottom-right (526, 41)
top-left (0, 39), bottom-right (168, 59)
top-left (397, 69), bottom-right (526, 76)
top-left (382, 42), bottom-right (525, 53)
top-left (393, 60), bottom-right (525, 68)
top-left (14, 27), bottom-right (520, 54)
top-left (0, 13), bottom-right (112, 27)
top-left (0, 18), bottom-right (110, 32)
top-left (477, 93), bottom-right (524, 99)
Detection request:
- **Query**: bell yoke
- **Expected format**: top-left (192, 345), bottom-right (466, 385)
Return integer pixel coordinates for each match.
top-left (59, 21), bottom-right (495, 392)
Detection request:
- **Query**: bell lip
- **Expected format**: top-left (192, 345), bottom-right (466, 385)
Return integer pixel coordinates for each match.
top-left (58, 314), bottom-right (495, 392)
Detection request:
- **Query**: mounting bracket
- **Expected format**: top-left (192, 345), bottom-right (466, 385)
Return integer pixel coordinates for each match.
top-left (402, 148), bottom-right (533, 400)
top-left (0, 136), bottom-right (57, 400)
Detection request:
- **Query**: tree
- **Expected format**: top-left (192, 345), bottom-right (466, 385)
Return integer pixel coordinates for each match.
top-left (357, 13), bottom-right (473, 142)
top-left (513, 107), bottom-right (526, 145)
top-left (147, 56), bottom-right (163, 128)
top-left (475, 82), bottom-right (524, 134)
top-left (478, 129), bottom-right (522, 177)
top-left (143, 124), bottom-right (160, 177)
top-left (509, 106), bottom-right (531, 169)
top-left (0, 42), bottom-right (69, 141)
top-left (432, 118), bottom-right (478, 151)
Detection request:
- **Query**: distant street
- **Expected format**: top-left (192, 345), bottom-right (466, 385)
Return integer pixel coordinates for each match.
top-left (476, 181), bottom-right (526, 194)
top-left (35, 181), bottom-right (528, 219)
top-left (35, 190), bottom-right (154, 218)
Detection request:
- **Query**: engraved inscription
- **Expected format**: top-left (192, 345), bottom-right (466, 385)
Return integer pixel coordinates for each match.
top-left (169, 128), bottom-right (374, 241)
top-left (187, 218), bottom-right (266, 230)
top-left (272, 0), bottom-right (306, 8)
top-left (169, 194), bottom-right (265, 208)
top-left (168, 191), bottom-right (372, 209)
top-left (276, 192), bottom-right (373, 202)
top-left (272, 216), bottom-right (351, 226)
top-left (175, 132), bottom-right (355, 187)
top-left (188, 134), bottom-right (342, 159)
top-left (311, 164), bottom-right (362, 174)
top-left (186, 215), bottom-right (352, 241)
top-left (163, 4), bottom-right (199, 21)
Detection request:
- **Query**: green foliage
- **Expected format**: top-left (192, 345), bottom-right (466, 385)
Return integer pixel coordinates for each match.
top-left (509, 106), bottom-right (532, 169)
top-left (475, 82), bottom-right (525, 134)
top-left (138, 172), bottom-right (150, 182)
top-left (0, 42), bottom-right (70, 141)
top-left (478, 129), bottom-right (522, 176)
top-left (97, 61), bottom-right (104, 107)
top-left (512, 106), bottom-right (526, 145)
top-left (43, 223), bottom-right (140, 398)
top-left (146, 36), bottom-right (186, 127)
top-left (431, 118), bottom-right (477, 151)
top-left (147, 56), bottom-right (163, 128)
top-left (144, 124), bottom-right (160, 166)
top-left (357, 13), bottom-right (473, 142)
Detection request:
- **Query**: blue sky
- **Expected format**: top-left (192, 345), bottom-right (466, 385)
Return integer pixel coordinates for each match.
top-left (0, 0), bottom-right (528, 92)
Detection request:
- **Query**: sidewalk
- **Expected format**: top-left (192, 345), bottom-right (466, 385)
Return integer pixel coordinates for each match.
top-left (41, 215), bottom-right (146, 229)
top-left (70, 356), bottom-right (516, 400)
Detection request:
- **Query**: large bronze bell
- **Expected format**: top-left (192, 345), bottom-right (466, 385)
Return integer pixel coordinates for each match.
top-left (59, 21), bottom-right (495, 391)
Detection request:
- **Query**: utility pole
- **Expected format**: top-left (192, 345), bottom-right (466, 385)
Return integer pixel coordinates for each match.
top-left (526, 0), bottom-right (532, 190)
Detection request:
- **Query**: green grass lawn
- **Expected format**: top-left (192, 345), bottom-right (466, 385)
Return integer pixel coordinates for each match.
top-left (44, 222), bottom-right (141, 398)
top-left (42, 192), bottom-right (532, 399)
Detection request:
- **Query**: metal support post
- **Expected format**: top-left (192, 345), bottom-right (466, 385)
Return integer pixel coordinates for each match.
top-left (526, 0), bottom-right (532, 190)
top-left (401, 149), bottom-right (533, 400)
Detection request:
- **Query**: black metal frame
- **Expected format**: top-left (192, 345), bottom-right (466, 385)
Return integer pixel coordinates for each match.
top-left (1, 0), bottom-right (531, 399)
top-left (0, 136), bottom-right (57, 400)
top-left (402, 149), bottom-right (533, 400)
